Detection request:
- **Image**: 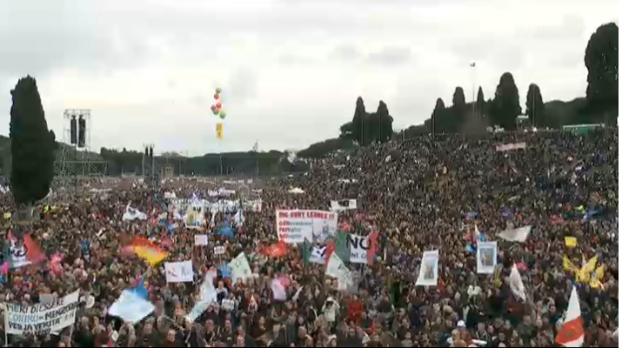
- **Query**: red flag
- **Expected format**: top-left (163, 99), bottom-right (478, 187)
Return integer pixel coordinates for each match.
top-left (367, 231), bottom-right (378, 266)
top-left (23, 234), bottom-right (46, 263)
top-left (325, 240), bottom-right (336, 267)
top-left (262, 242), bottom-right (288, 258)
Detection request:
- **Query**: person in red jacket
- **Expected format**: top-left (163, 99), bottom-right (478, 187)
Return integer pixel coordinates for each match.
top-left (348, 295), bottom-right (364, 322)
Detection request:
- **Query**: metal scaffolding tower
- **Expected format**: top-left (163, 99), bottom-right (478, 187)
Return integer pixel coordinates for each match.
top-left (54, 109), bottom-right (107, 179)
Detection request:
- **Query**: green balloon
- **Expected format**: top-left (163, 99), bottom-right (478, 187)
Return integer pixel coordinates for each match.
top-left (212, 108), bottom-right (219, 115)
top-left (219, 109), bottom-right (227, 119)
top-left (215, 87), bottom-right (222, 94)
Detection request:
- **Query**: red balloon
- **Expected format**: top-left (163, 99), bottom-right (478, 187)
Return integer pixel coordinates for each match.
top-left (216, 102), bottom-right (222, 109)
top-left (214, 93), bottom-right (219, 100)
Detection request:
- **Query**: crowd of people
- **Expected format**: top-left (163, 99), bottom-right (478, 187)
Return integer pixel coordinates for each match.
top-left (0, 128), bottom-right (618, 347)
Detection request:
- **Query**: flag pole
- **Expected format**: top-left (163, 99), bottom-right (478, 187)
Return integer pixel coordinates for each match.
top-left (4, 309), bottom-right (8, 347)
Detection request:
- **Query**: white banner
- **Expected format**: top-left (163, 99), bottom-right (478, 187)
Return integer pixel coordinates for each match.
top-left (496, 142), bottom-right (526, 152)
top-left (170, 198), bottom-right (260, 213)
top-left (330, 199), bottom-right (357, 212)
top-left (477, 241), bottom-right (498, 274)
top-left (244, 199), bottom-right (262, 212)
top-left (229, 252), bottom-right (252, 284)
top-left (276, 210), bottom-right (338, 244)
top-left (6, 290), bottom-right (79, 335)
top-left (194, 235), bottom-right (208, 246)
top-left (165, 261), bottom-right (194, 283)
top-left (416, 250), bottom-right (439, 287)
top-left (308, 234), bottom-right (370, 264)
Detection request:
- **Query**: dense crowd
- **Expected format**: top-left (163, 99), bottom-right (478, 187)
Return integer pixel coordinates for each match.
top-left (0, 128), bottom-right (618, 347)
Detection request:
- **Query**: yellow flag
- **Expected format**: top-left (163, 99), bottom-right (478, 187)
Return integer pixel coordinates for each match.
top-left (216, 123), bottom-right (224, 141)
top-left (590, 265), bottom-right (606, 289)
top-left (563, 255), bottom-right (577, 272)
top-left (575, 256), bottom-right (598, 283)
top-left (493, 266), bottom-right (502, 287)
top-left (564, 237), bottom-right (577, 248)
top-left (582, 256), bottom-right (598, 274)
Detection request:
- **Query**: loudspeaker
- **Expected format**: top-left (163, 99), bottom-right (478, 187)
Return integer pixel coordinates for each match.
top-left (78, 115), bottom-right (86, 148)
top-left (70, 116), bottom-right (77, 145)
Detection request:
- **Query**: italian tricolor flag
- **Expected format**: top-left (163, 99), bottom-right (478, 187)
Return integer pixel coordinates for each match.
top-left (555, 286), bottom-right (584, 347)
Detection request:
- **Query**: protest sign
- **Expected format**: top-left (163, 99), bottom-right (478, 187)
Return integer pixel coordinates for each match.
top-left (194, 234), bottom-right (208, 246)
top-left (6, 290), bottom-right (79, 335)
top-left (276, 210), bottom-right (338, 244)
top-left (165, 261), bottom-right (194, 283)
top-left (477, 241), bottom-right (498, 274)
top-left (416, 250), bottom-right (439, 287)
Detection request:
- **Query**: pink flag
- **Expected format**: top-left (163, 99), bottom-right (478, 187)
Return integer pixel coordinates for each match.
top-left (50, 254), bottom-right (64, 276)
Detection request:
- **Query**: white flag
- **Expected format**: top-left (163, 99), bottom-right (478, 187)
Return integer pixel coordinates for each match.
top-left (271, 279), bottom-right (287, 301)
top-left (509, 264), bottom-right (526, 301)
top-left (108, 290), bottom-right (154, 324)
top-left (185, 273), bottom-right (217, 323)
top-left (498, 226), bottom-right (532, 243)
top-left (122, 204), bottom-right (147, 221)
top-left (326, 253), bottom-right (352, 290)
top-left (229, 252), bottom-right (252, 284)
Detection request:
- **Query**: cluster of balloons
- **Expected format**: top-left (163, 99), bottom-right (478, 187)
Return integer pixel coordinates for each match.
top-left (210, 88), bottom-right (227, 119)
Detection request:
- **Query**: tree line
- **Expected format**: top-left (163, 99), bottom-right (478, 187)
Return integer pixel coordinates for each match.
top-left (399, 22), bottom-right (618, 139)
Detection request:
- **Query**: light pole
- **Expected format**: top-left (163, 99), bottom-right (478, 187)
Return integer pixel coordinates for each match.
top-left (470, 61), bottom-right (476, 118)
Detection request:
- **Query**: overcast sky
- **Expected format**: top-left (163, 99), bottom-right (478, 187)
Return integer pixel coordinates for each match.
top-left (0, 0), bottom-right (617, 155)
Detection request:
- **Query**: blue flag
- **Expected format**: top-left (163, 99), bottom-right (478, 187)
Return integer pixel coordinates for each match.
top-left (130, 276), bottom-right (149, 300)
top-left (465, 243), bottom-right (475, 254)
top-left (217, 264), bottom-right (232, 279)
top-left (217, 223), bottom-right (235, 239)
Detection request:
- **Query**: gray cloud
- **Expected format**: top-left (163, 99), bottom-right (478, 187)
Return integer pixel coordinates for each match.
top-left (227, 68), bottom-right (259, 106)
top-left (331, 44), bottom-right (360, 62)
top-left (367, 46), bottom-right (413, 66)
top-left (0, 0), bottom-right (615, 153)
top-left (447, 37), bottom-right (526, 72)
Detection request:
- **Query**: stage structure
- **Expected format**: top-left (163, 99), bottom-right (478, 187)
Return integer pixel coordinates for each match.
top-left (142, 144), bottom-right (161, 189)
top-left (55, 109), bottom-right (107, 178)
